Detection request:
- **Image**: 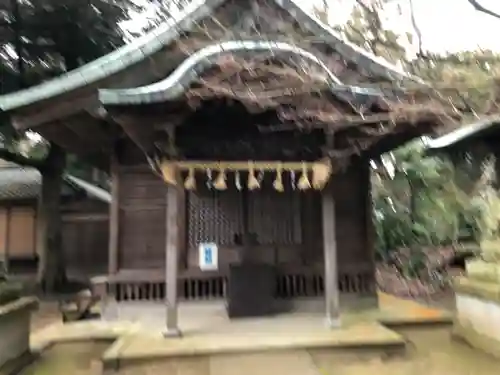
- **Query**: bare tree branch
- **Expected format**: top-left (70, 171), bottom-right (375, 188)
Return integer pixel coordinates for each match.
top-left (467, 0), bottom-right (500, 19)
top-left (408, 0), bottom-right (424, 58)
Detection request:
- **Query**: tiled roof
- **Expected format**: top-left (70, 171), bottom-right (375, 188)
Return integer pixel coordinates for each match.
top-left (64, 175), bottom-right (111, 203)
top-left (0, 160), bottom-right (110, 202)
top-left (0, 164), bottom-right (41, 200)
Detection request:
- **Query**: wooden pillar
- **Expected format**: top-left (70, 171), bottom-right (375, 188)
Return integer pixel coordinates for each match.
top-left (164, 185), bottom-right (181, 337)
top-left (364, 160), bottom-right (377, 296)
top-left (322, 186), bottom-right (340, 328)
top-left (178, 188), bottom-right (188, 270)
top-left (108, 151), bottom-right (119, 275)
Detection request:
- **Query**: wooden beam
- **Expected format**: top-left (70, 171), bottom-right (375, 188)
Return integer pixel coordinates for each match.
top-left (107, 111), bottom-right (159, 156)
top-left (322, 185), bottom-right (340, 328)
top-left (37, 122), bottom-right (110, 170)
top-left (65, 114), bottom-right (115, 150)
top-left (108, 151), bottom-right (120, 276)
top-left (164, 185), bottom-right (181, 337)
top-left (41, 122), bottom-right (97, 156)
top-left (12, 95), bottom-right (97, 130)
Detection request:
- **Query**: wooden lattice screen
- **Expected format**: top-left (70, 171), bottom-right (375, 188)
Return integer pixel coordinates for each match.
top-left (248, 189), bottom-right (301, 245)
top-left (187, 183), bottom-right (302, 250)
top-left (188, 187), bottom-right (243, 249)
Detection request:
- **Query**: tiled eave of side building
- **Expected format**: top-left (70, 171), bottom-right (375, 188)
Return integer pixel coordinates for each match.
top-left (425, 116), bottom-right (500, 153)
top-left (0, 160), bottom-right (111, 202)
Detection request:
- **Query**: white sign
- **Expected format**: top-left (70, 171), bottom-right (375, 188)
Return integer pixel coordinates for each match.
top-left (199, 242), bottom-right (218, 271)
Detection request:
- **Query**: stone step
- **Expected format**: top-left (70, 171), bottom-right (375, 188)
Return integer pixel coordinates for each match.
top-left (482, 251), bottom-right (500, 264)
top-left (480, 240), bottom-right (500, 263)
top-left (453, 276), bottom-right (500, 302)
top-left (466, 260), bottom-right (500, 283)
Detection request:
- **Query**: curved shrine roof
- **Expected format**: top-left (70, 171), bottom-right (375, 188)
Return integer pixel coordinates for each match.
top-left (0, 0), bottom-right (420, 114)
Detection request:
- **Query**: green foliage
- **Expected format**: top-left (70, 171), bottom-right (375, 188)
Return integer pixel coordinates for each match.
top-left (333, 0), bottom-right (500, 115)
top-left (373, 141), bottom-right (488, 260)
top-left (0, 281), bottom-right (22, 305)
top-left (331, 2), bottom-right (500, 261)
top-left (402, 248), bottom-right (427, 278)
top-left (19, 0), bottom-right (134, 70)
top-left (0, 0), bottom-right (137, 167)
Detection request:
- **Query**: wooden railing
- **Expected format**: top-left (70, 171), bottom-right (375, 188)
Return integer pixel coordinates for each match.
top-left (275, 269), bottom-right (374, 298)
top-left (92, 265), bottom-right (375, 302)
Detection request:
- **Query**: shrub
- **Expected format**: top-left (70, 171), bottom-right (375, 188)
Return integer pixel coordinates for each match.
top-left (0, 282), bottom-right (22, 306)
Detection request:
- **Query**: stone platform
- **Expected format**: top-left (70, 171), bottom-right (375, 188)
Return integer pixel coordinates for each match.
top-left (453, 277), bottom-right (500, 356)
top-left (452, 240), bottom-right (500, 358)
top-left (102, 320), bottom-right (404, 369)
top-left (30, 292), bottom-right (451, 373)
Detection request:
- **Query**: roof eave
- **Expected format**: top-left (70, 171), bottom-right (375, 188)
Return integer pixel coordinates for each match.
top-left (64, 174), bottom-right (111, 203)
top-left (98, 40), bottom-right (384, 106)
top-left (425, 116), bottom-right (500, 151)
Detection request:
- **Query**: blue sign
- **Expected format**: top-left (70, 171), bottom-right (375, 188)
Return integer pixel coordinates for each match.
top-left (204, 247), bottom-right (213, 264)
top-left (199, 242), bottom-right (218, 270)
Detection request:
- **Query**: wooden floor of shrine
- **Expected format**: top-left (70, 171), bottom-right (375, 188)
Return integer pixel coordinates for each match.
top-left (32, 293), bottom-right (453, 372)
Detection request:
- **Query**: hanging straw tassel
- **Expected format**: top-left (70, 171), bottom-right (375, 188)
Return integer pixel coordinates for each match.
top-left (160, 161), bottom-right (177, 186)
top-left (273, 165), bottom-right (284, 192)
top-left (297, 162), bottom-right (311, 190)
top-left (184, 167), bottom-right (196, 190)
top-left (247, 163), bottom-right (260, 190)
top-left (312, 158), bottom-right (332, 190)
top-left (213, 169), bottom-right (228, 190)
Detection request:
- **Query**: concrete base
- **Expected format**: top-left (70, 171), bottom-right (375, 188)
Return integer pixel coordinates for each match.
top-left (0, 297), bottom-right (38, 368)
top-left (102, 321), bottom-right (406, 370)
top-left (454, 293), bottom-right (500, 352)
top-left (163, 328), bottom-right (182, 338)
top-left (325, 317), bottom-right (341, 329)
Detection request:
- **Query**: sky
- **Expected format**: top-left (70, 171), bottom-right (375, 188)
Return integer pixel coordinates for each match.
top-left (383, 0), bottom-right (500, 54)
top-left (123, 0), bottom-right (500, 55)
top-left (318, 0), bottom-right (500, 55)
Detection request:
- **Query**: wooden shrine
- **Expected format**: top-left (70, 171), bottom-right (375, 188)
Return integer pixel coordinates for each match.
top-left (0, 0), bottom-right (458, 335)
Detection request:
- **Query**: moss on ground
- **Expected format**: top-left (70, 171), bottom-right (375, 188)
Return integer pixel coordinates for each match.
top-left (19, 342), bottom-right (110, 375)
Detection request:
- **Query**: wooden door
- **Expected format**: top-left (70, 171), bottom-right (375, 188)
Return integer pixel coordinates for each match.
top-left (0, 208), bottom-right (7, 260)
top-left (7, 207), bottom-right (36, 259)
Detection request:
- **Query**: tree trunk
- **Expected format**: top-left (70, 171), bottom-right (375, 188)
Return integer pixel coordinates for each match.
top-left (36, 143), bottom-right (67, 292)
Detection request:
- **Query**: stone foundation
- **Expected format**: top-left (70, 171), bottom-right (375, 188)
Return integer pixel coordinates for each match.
top-left (453, 240), bottom-right (500, 357)
top-left (0, 297), bottom-right (38, 368)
